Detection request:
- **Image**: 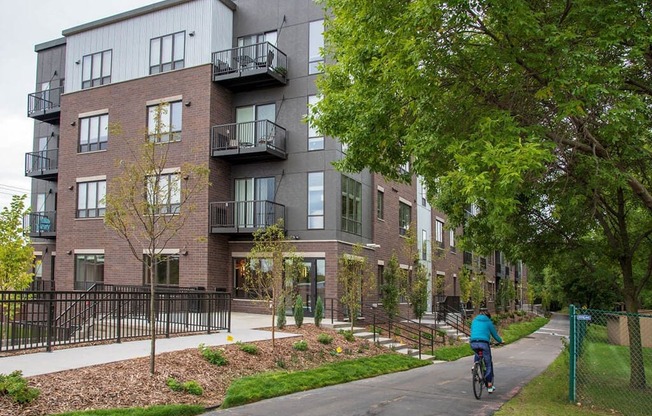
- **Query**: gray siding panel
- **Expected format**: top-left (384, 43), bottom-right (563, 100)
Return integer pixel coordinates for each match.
top-left (64, 0), bottom-right (232, 93)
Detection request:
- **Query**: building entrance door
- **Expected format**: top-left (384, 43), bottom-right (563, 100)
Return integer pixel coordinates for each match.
top-left (294, 259), bottom-right (325, 317)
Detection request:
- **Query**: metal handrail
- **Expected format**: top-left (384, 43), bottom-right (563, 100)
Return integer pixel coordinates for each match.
top-left (209, 200), bottom-right (285, 230)
top-left (27, 86), bottom-right (63, 116)
top-left (211, 119), bottom-right (287, 154)
top-left (25, 148), bottom-right (58, 175)
top-left (212, 42), bottom-right (288, 79)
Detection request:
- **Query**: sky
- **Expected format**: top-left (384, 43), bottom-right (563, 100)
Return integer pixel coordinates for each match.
top-left (0, 0), bottom-right (157, 210)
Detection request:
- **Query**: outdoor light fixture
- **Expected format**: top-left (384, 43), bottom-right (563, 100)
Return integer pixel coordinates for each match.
top-left (184, 101), bottom-right (191, 107)
top-left (188, 31), bottom-right (195, 36)
top-left (182, 250), bottom-right (189, 256)
top-left (66, 250), bottom-right (72, 255)
top-left (70, 121), bottom-right (76, 126)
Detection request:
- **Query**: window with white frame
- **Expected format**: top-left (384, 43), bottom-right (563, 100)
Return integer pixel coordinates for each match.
top-left (450, 229), bottom-right (456, 253)
top-left (148, 101), bottom-right (182, 143)
top-left (150, 32), bottom-right (185, 74)
top-left (308, 172), bottom-right (324, 229)
top-left (77, 180), bottom-right (106, 218)
top-left (308, 95), bottom-right (323, 150)
top-left (79, 113), bottom-right (108, 152)
top-left (308, 20), bottom-right (324, 74)
top-left (421, 229), bottom-right (428, 260)
top-left (147, 173), bottom-right (181, 214)
top-left (377, 189), bottom-right (384, 220)
top-left (143, 254), bottom-right (179, 286)
top-left (82, 50), bottom-right (112, 89)
top-left (435, 220), bottom-right (444, 248)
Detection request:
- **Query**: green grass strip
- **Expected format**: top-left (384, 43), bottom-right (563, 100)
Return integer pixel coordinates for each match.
top-left (221, 353), bottom-right (429, 409)
top-left (53, 404), bottom-right (205, 416)
top-left (434, 316), bottom-right (549, 361)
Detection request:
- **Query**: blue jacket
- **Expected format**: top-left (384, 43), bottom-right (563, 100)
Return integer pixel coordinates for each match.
top-left (470, 314), bottom-right (503, 343)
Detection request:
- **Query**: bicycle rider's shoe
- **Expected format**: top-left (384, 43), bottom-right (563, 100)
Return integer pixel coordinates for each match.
top-left (487, 384), bottom-right (495, 394)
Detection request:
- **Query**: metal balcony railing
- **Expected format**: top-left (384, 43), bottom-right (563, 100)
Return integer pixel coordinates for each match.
top-left (212, 42), bottom-right (287, 90)
top-left (210, 200), bottom-right (285, 233)
top-left (211, 120), bottom-right (287, 160)
top-left (25, 211), bottom-right (56, 238)
top-left (27, 86), bottom-right (63, 122)
top-left (25, 148), bottom-right (58, 179)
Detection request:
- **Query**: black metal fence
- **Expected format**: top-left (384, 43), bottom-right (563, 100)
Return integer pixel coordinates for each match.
top-left (0, 287), bottom-right (231, 353)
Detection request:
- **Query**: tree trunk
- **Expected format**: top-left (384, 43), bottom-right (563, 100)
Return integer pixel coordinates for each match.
top-left (622, 260), bottom-right (646, 389)
top-left (149, 262), bottom-right (156, 375)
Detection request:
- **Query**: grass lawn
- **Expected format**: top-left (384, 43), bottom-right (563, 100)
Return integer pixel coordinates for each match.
top-left (221, 353), bottom-right (429, 408)
top-left (53, 404), bottom-right (205, 416)
top-left (497, 324), bottom-right (652, 416)
top-left (432, 316), bottom-right (549, 361)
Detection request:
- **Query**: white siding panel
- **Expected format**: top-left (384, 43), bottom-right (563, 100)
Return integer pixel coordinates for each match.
top-left (65, 0), bottom-right (233, 93)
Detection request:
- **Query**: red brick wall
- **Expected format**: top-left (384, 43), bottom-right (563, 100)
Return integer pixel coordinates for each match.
top-left (56, 64), bottom-right (231, 290)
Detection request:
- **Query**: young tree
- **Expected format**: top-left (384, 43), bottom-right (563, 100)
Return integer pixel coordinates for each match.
top-left (380, 253), bottom-right (403, 321)
top-left (337, 244), bottom-right (375, 331)
top-left (407, 261), bottom-right (429, 323)
top-left (242, 220), bottom-right (303, 347)
top-left (316, 0), bottom-right (652, 388)
top-left (0, 195), bottom-right (34, 291)
top-left (104, 105), bottom-right (209, 375)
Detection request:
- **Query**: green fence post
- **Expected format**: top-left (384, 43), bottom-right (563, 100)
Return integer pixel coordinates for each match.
top-left (569, 304), bottom-right (576, 403)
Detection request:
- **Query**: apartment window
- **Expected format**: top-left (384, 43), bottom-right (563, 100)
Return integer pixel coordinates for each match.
top-left (377, 190), bottom-right (384, 220)
top-left (234, 258), bottom-right (272, 298)
top-left (148, 101), bottom-right (182, 143)
top-left (34, 257), bottom-right (43, 279)
top-left (75, 254), bottom-right (104, 290)
top-left (450, 229), bottom-right (456, 253)
top-left (377, 264), bottom-right (384, 297)
top-left (82, 50), bottom-right (112, 88)
top-left (236, 103), bottom-right (276, 146)
top-left (308, 20), bottom-right (324, 74)
top-left (341, 176), bottom-right (362, 235)
top-left (399, 201), bottom-right (411, 236)
top-left (77, 180), bottom-right (106, 218)
top-left (79, 114), bottom-right (108, 152)
top-left (308, 172), bottom-right (324, 229)
top-left (150, 32), bottom-right (185, 74)
top-left (435, 220), bottom-right (444, 248)
top-left (147, 173), bottom-right (180, 214)
top-left (421, 230), bottom-right (428, 261)
top-left (234, 177), bottom-right (275, 228)
top-left (420, 181), bottom-right (427, 206)
top-left (143, 254), bottom-right (179, 286)
top-left (308, 95), bottom-right (323, 150)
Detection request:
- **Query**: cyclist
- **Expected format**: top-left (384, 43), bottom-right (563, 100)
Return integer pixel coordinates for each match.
top-left (469, 310), bottom-right (503, 393)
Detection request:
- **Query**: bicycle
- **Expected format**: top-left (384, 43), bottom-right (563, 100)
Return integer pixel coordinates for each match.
top-left (471, 348), bottom-right (487, 399)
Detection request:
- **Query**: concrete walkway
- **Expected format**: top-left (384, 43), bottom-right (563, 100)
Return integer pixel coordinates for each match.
top-left (204, 313), bottom-right (570, 416)
top-left (0, 313), bottom-right (310, 377)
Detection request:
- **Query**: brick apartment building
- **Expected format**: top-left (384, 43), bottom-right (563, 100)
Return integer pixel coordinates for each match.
top-left (25, 0), bottom-right (525, 315)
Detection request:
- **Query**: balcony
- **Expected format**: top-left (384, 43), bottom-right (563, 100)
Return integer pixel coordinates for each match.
top-left (211, 120), bottom-right (287, 162)
top-left (27, 86), bottom-right (63, 123)
top-left (212, 42), bottom-right (287, 91)
top-left (210, 200), bottom-right (285, 234)
top-left (25, 149), bottom-right (58, 180)
top-left (25, 211), bottom-right (56, 239)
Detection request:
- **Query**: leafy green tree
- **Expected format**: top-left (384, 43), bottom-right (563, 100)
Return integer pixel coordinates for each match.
top-left (380, 253), bottom-right (403, 321)
top-left (338, 244), bottom-right (375, 331)
top-left (316, 0), bottom-right (652, 388)
top-left (0, 195), bottom-right (34, 292)
top-left (458, 268), bottom-right (472, 307)
top-left (407, 262), bottom-right (429, 323)
top-left (470, 275), bottom-right (485, 313)
top-left (104, 106), bottom-right (209, 375)
top-left (242, 220), bottom-right (302, 346)
top-left (293, 295), bottom-right (304, 328)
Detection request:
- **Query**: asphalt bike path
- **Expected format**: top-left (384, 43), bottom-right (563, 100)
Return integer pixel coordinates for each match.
top-left (205, 314), bottom-right (569, 416)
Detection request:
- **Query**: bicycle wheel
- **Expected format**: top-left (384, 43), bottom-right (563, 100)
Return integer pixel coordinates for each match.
top-left (472, 362), bottom-right (484, 399)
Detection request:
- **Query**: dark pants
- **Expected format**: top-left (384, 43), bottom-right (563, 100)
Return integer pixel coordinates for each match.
top-left (470, 341), bottom-right (495, 384)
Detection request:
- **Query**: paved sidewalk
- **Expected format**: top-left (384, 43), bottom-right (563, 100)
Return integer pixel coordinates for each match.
top-left (0, 313), bottom-right (309, 377)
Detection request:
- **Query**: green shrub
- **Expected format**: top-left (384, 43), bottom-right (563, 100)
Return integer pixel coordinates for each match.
top-left (237, 342), bottom-right (259, 355)
top-left (317, 333), bottom-right (333, 344)
top-left (199, 343), bottom-right (228, 366)
top-left (421, 331), bottom-right (433, 340)
top-left (314, 296), bottom-right (324, 327)
top-left (293, 296), bottom-right (304, 328)
top-left (339, 329), bottom-right (356, 342)
top-left (167, 378), bottom-right (203, 396)
top-left (293, 340), bottom-right (308, 351)
top-left (276, 358), bottom-right (286, 369)
top-left (0, 371), bottom-right (40, 404)
top-left (276, 300), bottom-right (286, 329)
top-left (393, 328), bottom-right (402, 336)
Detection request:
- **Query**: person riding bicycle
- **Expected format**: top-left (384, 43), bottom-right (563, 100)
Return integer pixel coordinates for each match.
top-left (470, 310), bottom-right (503, 393)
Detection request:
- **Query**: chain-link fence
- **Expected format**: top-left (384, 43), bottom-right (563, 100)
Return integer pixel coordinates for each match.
top-left (569, 305), bottom-right (652, 415)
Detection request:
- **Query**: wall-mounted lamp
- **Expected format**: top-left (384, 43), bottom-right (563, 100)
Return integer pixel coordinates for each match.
top-left (182, 250), bottom-right (189, 256)
top-left (183, 174), bottom-right (190, 180)
top-left (188, 31), bottom-right (195, 37)
top-left (75, 60), bottom-right (81, 65)
top-left (70, 121), bottom-right (76, 126)
top-left (68, 185), bottom-right (74, 191)
top-left (66, 250), bottom-right (72, 255)
top-left (184, 101), bottom-right (191, 107)
top-left (290, 235), bottom-right (300, 240)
